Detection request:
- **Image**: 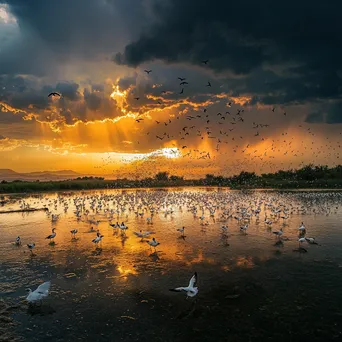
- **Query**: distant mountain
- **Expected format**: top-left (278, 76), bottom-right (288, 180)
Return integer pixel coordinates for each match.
top-left (0, 169), bottom-right (82, 181)
top-left (0, 169), bottom-right (19, 175)
top-left (27, 170), bottom-right (80, 177)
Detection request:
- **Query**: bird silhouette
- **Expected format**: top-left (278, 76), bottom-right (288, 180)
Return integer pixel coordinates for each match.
top-left (48, 92), bottom-right (61, 97)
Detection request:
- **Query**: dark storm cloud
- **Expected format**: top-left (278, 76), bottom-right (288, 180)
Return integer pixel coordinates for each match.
top-left (0, 75), bottom-right (48, 109)
top-left (56, 82), bottom-right (81, 102)
top-left (0, 75), bottom-right (122, 129)
top-left (0, 107), bottom-right (25, 124)
top-left (326, 102), bottom-right (342, 124)
top-left (305, 112), bottom-right (324, 124)
top-left (305, 101), bottom-right (342, 124)
top-left (1, 0), bottom-right (154, 76)
top-left (84, 88), bottom-right (102, 111)
top-left (118, 74), bottom-right (139, 91)
top-left (114, 0), bottom-right (342, 108)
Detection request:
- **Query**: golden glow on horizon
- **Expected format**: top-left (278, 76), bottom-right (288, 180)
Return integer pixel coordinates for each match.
top-left (118, 147), bottom-right (181, 163)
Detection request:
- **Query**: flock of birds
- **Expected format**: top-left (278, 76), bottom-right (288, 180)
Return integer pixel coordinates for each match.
top-left (47, 62), bottom-right (342, 178)
top-left (8, 189), bottom-right (337, 305)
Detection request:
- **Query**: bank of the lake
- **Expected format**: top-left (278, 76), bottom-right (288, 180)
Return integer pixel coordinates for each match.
top-left (2, 178), bottom-right (342, 194)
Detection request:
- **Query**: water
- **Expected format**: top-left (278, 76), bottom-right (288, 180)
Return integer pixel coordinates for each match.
top-left (1, 188), bottom-right (342, 341)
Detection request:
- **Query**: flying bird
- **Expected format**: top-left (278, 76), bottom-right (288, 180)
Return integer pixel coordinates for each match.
top-left (26, 281), bottom-right (51, 304)
top-left (144, 70), bottom-right (152, 74)
top-left (169, 272), bottom-right (198, 297)
top-left (48, 92), bottom-right (61, 97)
top-left (206, 81), bottom-right (211, 87)
top-left (201, 60), bottom-right (209, 64)
top-left (179, 81), bottom-right (188, 86)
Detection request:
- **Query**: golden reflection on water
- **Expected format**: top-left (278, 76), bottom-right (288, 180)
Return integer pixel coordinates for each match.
top-left (1, 187), bottom-right (342, 286)
top-left (235, 256), bottom-right (255, 268)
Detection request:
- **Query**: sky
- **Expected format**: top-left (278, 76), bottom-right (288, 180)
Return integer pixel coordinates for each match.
top-left (0, 0), bottom-right (342, 178)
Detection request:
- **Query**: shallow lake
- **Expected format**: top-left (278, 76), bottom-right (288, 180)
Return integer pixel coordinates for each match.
top-left (1, 188), bottom-right (342, 341)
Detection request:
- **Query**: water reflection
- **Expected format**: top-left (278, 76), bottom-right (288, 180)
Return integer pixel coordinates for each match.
top-left (1, 188), bottom-right (342, 341)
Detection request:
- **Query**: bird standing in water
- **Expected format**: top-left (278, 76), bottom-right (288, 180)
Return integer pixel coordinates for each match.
top-left (46, 228), bottom-right (57, 244)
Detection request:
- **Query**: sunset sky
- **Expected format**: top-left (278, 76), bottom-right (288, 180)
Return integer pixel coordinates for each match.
top-left (0, 0), bottom-right (342, 178)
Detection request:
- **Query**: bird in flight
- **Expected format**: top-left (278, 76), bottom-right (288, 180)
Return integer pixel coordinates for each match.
top-left (26, 281), bottom-right (51, 305)
top-left (179, 88), bottom-right (184, 94)
top-left (136, 118), bottom-right (144, 123)
top-left (134, 97), bottom-right (140, 100)
top-left (206, 81), bottom-right (211, 87)
top-left (178, 77), bottom-right (186, 81)
top-left (179, 81), bottom-right (188, 86)
top-left (48, 92), bottom-right (61, 97)
top-left (202, 60), bottom-right (209, 65)
top-left (144, 70), bottom-right (152, 74)
top-left (169, 272), bottom-right (198, 297)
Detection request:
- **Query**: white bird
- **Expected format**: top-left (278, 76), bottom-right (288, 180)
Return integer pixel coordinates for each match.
top-left (298, 222), bottom-right (306, 232)
top-left (298, 237), bottom-right (306, 246)
top-left (27, 243), bottom-right (35, 254)
top-left (46, 228), bottom-right (57, 242)
top-left (119, 223), bottom-right (128, 235)
top-left (133, 230), bottom-right (153, 240)
top-left (70, 229), bottom-right (78, 238)
top-left (26, 281), bottom-right (51, 304)
top-left (169, 272), bottom-right (198, 297)
top-left (15, 236), bottom-right (21, 245)
top-left (221, 225), bottom-right (228, 233)
top-left (146, 237), bottom-right (160, 251)
top-left (109, 222), bottom-right (119, 233)
top-left (92, 232), bottom-right (103, 246)
top-left (305, 237), bottom-right (318, 245)
top-left (272, 228), bottom-right (283, 238)
top-left (240, 224), bottom-right (248, 233)
top-left (177, 226), bottom-right (185, 236)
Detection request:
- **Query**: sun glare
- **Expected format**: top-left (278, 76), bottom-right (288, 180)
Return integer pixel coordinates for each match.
top-left (119, 148), bottom-right (181, 164)
top-left (110, 84), bottom-right (126, 98)
top-left (0, 4), bottom-right (17, 24)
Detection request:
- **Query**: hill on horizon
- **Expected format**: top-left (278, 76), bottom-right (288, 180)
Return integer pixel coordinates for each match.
top-left (0, 169), bottom-right (82, 181)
